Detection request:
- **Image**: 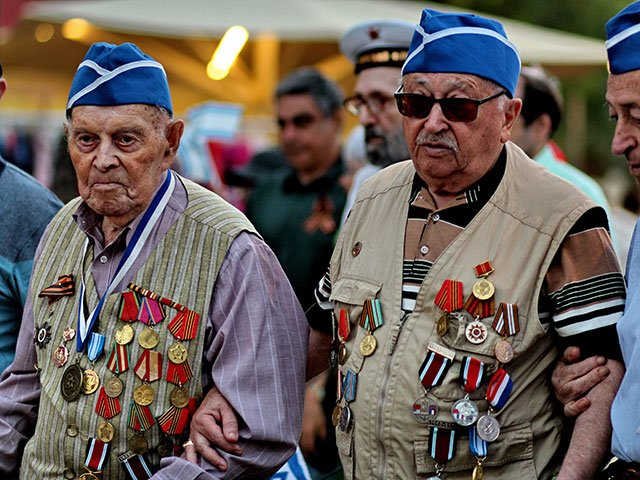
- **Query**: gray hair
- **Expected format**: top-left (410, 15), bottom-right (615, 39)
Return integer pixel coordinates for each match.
top-left (276, 67), bottom-right (343, 117)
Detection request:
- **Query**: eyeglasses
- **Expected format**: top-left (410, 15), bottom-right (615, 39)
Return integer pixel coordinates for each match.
top-left (394, 90), bottom-right (507, 122)
top-left (343, 93), bottom-right (393, 116)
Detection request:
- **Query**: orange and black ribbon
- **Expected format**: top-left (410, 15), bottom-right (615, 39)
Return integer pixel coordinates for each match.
top-left (464, 294), bottom-right (495, 319)
top-left (434, 280), bottom-right (463, 313)
top-left (38, 274), bottom-right (74, 305)
top-left (168, 310), bottom-right (200, 340)
top-left (157, 398), bottom-right (196, 435)
top-left (166, 358), bottom-right (193, 385)
top-left (127, 402), bottom-right (155, 432)
top-left (95, 387), bottom-right (121, 419)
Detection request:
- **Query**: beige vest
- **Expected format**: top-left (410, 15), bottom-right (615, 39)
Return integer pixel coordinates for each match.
top-left (330, 142), bottom-right (596, 480)
top-left (22, 177), bottom-right (254, 479)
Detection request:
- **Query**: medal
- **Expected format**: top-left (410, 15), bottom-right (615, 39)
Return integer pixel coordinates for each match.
top-left (82, 369), bottom-right (100, 395)
top-left (96, 387), bottom-right (121, 419)
top-left (492, 303), bottom-right (519, 363)
top-left (332, 370), bottom-right (344, 427)
top-left (476, 414), bottom-right (500, 442)
top-left (61, 362), bottom-right (84, 402)
top-left (138, 327), bottom-right (159, 350)
top-left (129, 434), bottom-right (148, 454)
top-left (115, 324), bottom-right (134, 345)
top-left (97, 421), bottom-right (114, 442)
top-left (429, 427), bottom-right (456, 465)
top-left (53, 345), bottom-right (69, 367)
top-left (168, 342), bottom-right (188, 364)
top-left (170, 386), bottom-right (190, 408)
top-left (168, 308), bottom-right (199, 340)
top-left (451, 397), bottom-right (479, 426)
top-left (34, 322), bottom-right (52, 349)
top-left (105, 376), bottom-right (123, 398)
top-left (470, 426), bottom-right (488, 480)
top-left (83, 437), bottom-right (109, 477)
top-left (359, 333), bottom-right (377, 356)
top-left (486, 368), bottom-right (513, 411)
top-left (134, 349), bottom-right (163, 383)
top-left (329, 343), bottom-right (339, 369)
top-left (338, 343), bottom-right (348, 364)
top-left (106, 341), bottom-right (130, 374)
top-left (128, 401), bottom-right (156, 432)
top-left (436, 313), bottom-right (449, 337)
top-left (472, 278), bottom-right (494, 301)
top-left (158, 403), bottom-right (192, 435)
top-left (412, 395), bottom-right (438, 423)
top-left (434, 280), bottom-right (464, 337)
top-left (331, 404), bottom-right (342, 427)
top-left (338, 405), bottom-right (352, 431)
top-left (337, 309), bottom-right (350, 363)
top-left (133, 385), bottom-right (154, 406)
top-left (494, 339), bottom-right (514, 363)
top-left (62, 327), bottom-right (76, 342)
top-left (157, 437), bottom-right (174, 458)
top-left (465, 318), bottom-right (487, 344)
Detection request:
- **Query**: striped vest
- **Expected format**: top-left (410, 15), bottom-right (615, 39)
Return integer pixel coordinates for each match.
top-left (22, 177), bottom-right (254, 479)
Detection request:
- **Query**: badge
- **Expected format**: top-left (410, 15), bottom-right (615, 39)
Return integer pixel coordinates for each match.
top-left (494, 339), bottom-right (514, 363)
top-left (96, 387), bottom-right (121, 419)
top-left (105, 376), bottom-right (123, 398)
top-left (338, 343), bottom-right (348, 364)
top-left (138, 327), bottom-right (159, 350)
top-left (129, 434), bottom-right (148, 454)
top-left (477, 414), bottom-right (500, 442)
top-left (412, 395), bottom-right (438, 423)
top-left (62, 327), bottom-right (76, 342)
top-left (436, 313), bottom-right (449, 337)
top-left (128, 401), bottom-right (156, 432)
top-left (170, 387), bottom-right (190, 408)
top-left (115, 324), bottom-right (134, 345)
top-left (34, 322), bottom-right (52, 348)
top-left (472, 278), bottom-right (495, 301)
top-left (97, 421), bottom-right (114, 443)
top-left (465, 319), bottom-right (487, 344)
top-left (133, 385), bottom-right (154, 406)
top-left (82, 369), bottom-right (100, 395)
top-left (53, 345), bottom-right (69, 367)
top-left (329, 343), bottom-right (339, 369)
top-left (61, 362), bottom-right (83, 402)
top-left (331, 404), bottom-right (342, 427)
top-left (338, 405), bottom-right (352, 431)
top-left (168, 342), bottom-right (188, 364)
top-left (451, 397), bottom-right (479, 426)
top-left (360, 333), bottom-right (377, 356)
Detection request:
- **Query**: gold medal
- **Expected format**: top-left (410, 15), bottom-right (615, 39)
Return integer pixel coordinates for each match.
top-left (437, 313), bottom-right (449, 337)
top-left (105, 376), bottom-right (123, 398)
top-left (168, 342), bottom-right (188, 364)
top-left (97, 421), bottom-right (115, 443)
top-left (359, 333), bottom-right (377, 356)
top-left (331, 404), bottom-right (342, 427)
top-left (133, 384), bottom-right (154, 406)
top-left (129, 434), bottom-right (148, 454)
top-left (338, 342), bottom-right (347, 364)
top-left (61, 363), bottom-right (83, 402)
top-left (472, 278), bottom-right (495, 301)
top-left (494, 339), bottom-right (514, 363)
top-left (170, 386), bottom-right (190, 408)
top-left (115, 324), bottom-right (134, 345)
top-left (138, 327), bottom-right (159, 350)
top-left (82, 369), bottom-right (100, 395)
top-left (472, 461), bottom-right (484, 480)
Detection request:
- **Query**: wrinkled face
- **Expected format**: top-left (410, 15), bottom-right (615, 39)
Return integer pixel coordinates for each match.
top-left (66, 104), bottom-right (179, 225)
top-left (607, 70), bottom-right (640, 184)
top-left (400, 72), bottom-right (519, 193)
top-left (354, 67), bottom-right (409, 166)
top-left (277, 93), bottom-right (340, 174)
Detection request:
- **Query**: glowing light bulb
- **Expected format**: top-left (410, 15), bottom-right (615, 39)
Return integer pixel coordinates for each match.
top-left (62, 18), bottom-right (91, 40)
top-left (207, 26), bottom-right (249, 80)
top-left (35, 23), bottom-right (55, 43)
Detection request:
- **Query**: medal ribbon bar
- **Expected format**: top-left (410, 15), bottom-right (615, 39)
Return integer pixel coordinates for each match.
top-left (486, 368), bottom-right (513, 410)
top-left (128, 282), bottom-right (188, 312)
top-left (459, 356), bottom-right (485, 393)
top-left (419, 350), bottom-right (452, 389)
top-left (434, 280), bottom-right (463, 313)
top-left (343, 370), bottom-right (357, 403)
top-left (429, 427), bottom-right (456, 464)
top-left (121, 454), bottom-right (152, 480)
top-left (474, 261), bottom-right (494, 277)
top-left (84, 437), bottom-right (109, 471)
top-left (492, 303), bottom-right (519, 337)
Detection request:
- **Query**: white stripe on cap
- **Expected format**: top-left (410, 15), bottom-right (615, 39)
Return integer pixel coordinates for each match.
top-left (67, 59), bottom-right (167, 110)
top-left (404, 25), bottom-right (520, 72)
top-left (605, 23), bottom-right (640, 49)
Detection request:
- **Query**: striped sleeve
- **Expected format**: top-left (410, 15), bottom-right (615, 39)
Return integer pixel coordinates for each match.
top-left (542, 208), bottom-right (626, 339)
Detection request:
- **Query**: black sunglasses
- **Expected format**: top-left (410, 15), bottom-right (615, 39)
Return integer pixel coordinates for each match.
top-left (394, 90), bottom-right (507, 122)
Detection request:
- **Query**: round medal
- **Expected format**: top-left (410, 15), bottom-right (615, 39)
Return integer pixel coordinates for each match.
top-left (82, 369), bottom-right (100, 395)
top-left (477, 414), bottom-right (500, 442)
top-left (138, 327), bottom-right (159, 350)
top-left (465, 320), bottom-right (487, 344)
top-left (338, 342), bottom-right (348, 364)
top-left (168, 342), bottom-right (188, 364)
top-left (157, 437), bottom-right (174, 458)
top-left (129, 434), bottom-right (148, 454)
top-left (62, 327), bottom-right (76, 342)
top-left (412, 395), bottom-right (439, 423)
top-left (359, 333), bottom-right (377, 357)
top-left (61, 363), bottom-right (83, 402)
top-left (133, 384), bottom-right (154, 406)
top-left (53, 345), bottom-right (69, 367)
top-left (331, 404), bottom-right (342, 427)
top-left (472, 278), bottom-right (495, 300)
top-left (436, 314), bottom-right (449, 337)
top-left (115, 324), bottom-right (134, 345)
top-left (170, 386), bottom-right (190, 408)
top-left (97, 421), bottom-right (115, 443)
top-left (105, 376), bottom-right (123, 398)
top-left (451, 397), bottom-right (479, 426)
top-left (338, 405), bottom-right (352, 432)
top-left (494, 339), bottom-right (514, 363)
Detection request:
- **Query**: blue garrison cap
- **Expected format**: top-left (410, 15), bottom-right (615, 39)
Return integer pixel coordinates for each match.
top-left (401, 9), bottom-right (521, 97)
top-left (606, 1), bottom-right (640, 74)
top-left (67, 42), bottom-right (172, 114)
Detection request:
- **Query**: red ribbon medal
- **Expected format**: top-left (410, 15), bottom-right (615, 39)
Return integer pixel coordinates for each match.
top-left (134, 350), bottom-right (163, 383)
top-left (106, 342), bottom-right (130, 374)
top-left (127, 402), bottom-right (155, 432)
top-left (118, 291), bottom-right (140, 322)
top-left (95, 387), bottom-right (121, 419)
top-left (168, 309), bottom-right (200, 340)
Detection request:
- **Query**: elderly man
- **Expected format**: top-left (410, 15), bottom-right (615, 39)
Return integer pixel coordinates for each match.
top-left (0, 42), bottom-right (308, 479)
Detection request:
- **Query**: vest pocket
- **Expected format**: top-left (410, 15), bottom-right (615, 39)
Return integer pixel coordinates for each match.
top-left (336, 422), bottom-right (355, 480)
top-left (414, 422), bottom-right (536, 478)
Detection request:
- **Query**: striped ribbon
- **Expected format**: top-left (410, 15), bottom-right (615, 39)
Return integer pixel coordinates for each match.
top-left (157, 405), bottom-right (191, 435)
top-left (84, 437), bottom-right (109, 471)
top-left (336, 369), bottom-right (343, 401)
top-left (128, 282), bottom-right (187, 312)
top-left (106, 342), bottom-right (130, 374)
top-left (419, 350), bottom-right (452, 389)
top-left (121, 454), bottom-right (152, 480)
top-left (119, 291), bottom-right (141, 322)
top-left (338, 309), bottom-right (350, 341)
top-left (127, 402), bottom-right (155, 431)
top-left (38, 274), bottom-right (75, 305)
top-left (136, 297), bottom-right (166, 326)
top-left (95, 387), bottom-right (121, 419)
top-left (429, 427), bottom-right (456, 464)
top-left (167, 309), bottom-right (200, 340)
top-left (166, 358), bottom-right (193, 385)
top-left (134, 350), bottom-right (163, 383)
top-left (464, 293), bottom-right (495, 319)
top-left (343, 370), bottom-right (357, 403)
top-left (459, 356), bottom-right (485, 394)
top-left (359, 299), bottom-right (383, 332)
top-left (474, 261), bottom-right (494, 277)
top-left (486, 368), bottom-right (513, 410)
top-left (469, 426), bottom-right (488, 457)
top-left (87, 332), bottom-right (105, 363)
top-left (434, 280), bottom-right (463, 313)
top-left (492, 303), bottom-right (519, 337)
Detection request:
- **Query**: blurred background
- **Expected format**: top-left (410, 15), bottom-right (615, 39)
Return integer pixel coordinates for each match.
top-left (0, 0), bottom-right (636, 211)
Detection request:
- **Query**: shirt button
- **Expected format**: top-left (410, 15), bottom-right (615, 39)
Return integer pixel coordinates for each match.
top-left (420, 245), bottom-right (429, 255)
top-left (66, 424), bottom-right (79, 437)
top-left (99, 255), bottom-right (108, 264)
top-left (432, 213), bottom-right (440, 222)
top-left (62, 467), bottom-right (75, 479)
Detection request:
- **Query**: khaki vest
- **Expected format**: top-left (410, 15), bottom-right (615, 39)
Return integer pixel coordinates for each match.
top-left (22, 177), bottom-right (254, 479)
top-left (330, 142), bottom-right (596, 480)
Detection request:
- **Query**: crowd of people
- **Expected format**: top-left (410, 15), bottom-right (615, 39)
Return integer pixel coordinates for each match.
top-left (1, 2), bottom-right (640, 480)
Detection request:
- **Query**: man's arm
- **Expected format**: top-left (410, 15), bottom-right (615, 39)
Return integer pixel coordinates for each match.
top-left (155, 232), bottom-right (309, 479)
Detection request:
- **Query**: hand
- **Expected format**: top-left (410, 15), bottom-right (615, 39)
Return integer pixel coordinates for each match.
top-left (185, 385), bottom-right (243, 471)
top-left (299, 383), bottom-right (328, 457)
top-left (551, 346), bottom-right (610, 418)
